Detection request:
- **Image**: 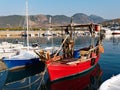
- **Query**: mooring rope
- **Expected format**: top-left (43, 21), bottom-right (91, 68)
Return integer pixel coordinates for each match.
top-left (37, 66), bottom-right (48, 90)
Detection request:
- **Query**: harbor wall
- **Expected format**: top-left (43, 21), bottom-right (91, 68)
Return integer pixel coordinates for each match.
top-left (0, 31), bottom-right (61, 38)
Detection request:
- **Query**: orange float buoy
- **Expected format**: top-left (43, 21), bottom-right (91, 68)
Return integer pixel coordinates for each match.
top-left (99, 45), bottom-right (104, 53)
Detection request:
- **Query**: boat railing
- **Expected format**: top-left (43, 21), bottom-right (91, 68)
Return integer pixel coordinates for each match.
top-left (80, 45), bottom-right (100, 60)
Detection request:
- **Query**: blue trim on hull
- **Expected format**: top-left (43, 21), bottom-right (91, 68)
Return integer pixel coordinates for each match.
top-left (3, 58), bottom-right (40, 69)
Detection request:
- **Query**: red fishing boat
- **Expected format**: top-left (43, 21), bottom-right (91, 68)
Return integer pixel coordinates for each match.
top-left (50, 64), bottom-right (103, 90)
top-left (38, 23), bottom-right (104, 82)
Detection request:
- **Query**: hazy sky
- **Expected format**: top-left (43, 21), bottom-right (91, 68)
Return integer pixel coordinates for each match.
top-left (0, 0), bottom-right (120, 19)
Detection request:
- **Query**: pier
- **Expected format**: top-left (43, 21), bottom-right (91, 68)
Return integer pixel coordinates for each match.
top-left (0, 31), bottom-right (60, 38)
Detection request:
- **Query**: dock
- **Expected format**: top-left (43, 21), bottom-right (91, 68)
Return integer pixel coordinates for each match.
top-left (0, 30), bottom-right (61, 38)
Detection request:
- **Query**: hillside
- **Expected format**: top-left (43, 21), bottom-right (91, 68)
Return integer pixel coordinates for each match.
top-left (0, 13), bottom-right (107, 28)
top-left (101, 18), bottom-right (120, 27)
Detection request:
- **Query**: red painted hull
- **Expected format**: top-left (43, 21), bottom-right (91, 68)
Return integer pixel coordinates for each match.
top-left (47, 54), bottom-right (100, 82)
top-left (50, 64), bottom-right (102, 90)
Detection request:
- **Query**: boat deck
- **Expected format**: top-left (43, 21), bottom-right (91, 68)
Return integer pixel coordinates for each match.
top-left (49, 57), bottom-right (91, 66)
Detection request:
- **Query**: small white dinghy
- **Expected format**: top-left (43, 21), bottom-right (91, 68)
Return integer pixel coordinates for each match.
top-left (99, 74), bottom-right (120, 90)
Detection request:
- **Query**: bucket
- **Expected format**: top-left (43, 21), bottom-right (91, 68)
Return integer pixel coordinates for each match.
top-left (73, 50), bottom-right (80, 58)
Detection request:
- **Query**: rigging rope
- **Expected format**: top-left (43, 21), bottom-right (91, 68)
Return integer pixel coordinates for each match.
top-left (54, 35), bottom-right (69, 57)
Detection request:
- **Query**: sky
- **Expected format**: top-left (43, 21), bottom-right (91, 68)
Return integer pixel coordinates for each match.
top-left (0, 0), bottom-right (120, 19)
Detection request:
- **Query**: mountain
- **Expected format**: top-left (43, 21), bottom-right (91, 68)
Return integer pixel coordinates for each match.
top-left (72, 13), bottom-right (93, 23)
top-left (49, 15), bottom-right (70, 25)
top-left (0, 13), bottom-right (107, 28)
top-left (101, 18), bottom-right (120, 27)
top-left (89, 15), bottom-right (106, 23)
top-left (0, 15), bottom-right (24, 28)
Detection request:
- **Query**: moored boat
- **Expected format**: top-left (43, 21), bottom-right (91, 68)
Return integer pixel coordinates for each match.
top-left (3, 50), bottom-right (40, 70)
top-left (99, 74), bottom-right (120, 90)
top-left (112, 30), bottom-right (120, 35)
top-left (50, 64), bottom-right (102, 90)
top-left (101, 27), bottom-right (113, 35)
top-left (38, 23), bottom-right (104, 82)
top-left (2, 0), bottom-right (40, 71)
top-left (0, 42), bottom-right (24, 59)
top-left (42, 17), bottom-right (57, 37)
top-left (42, 30), bottom-right (54, 36)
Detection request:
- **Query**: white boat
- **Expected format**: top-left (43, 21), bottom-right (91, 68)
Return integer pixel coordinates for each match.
top-left (112, 30), bottom-right (120, 35)
top-left (2, 0), bottom-right (40, 70)
top-left (99, 74), bottom-right (120, 90)
top-left (42, 30), bottom-right (53, 36)
top-left (101, 27), bottom-right (113, 35)
top-left (0, 42), bottom-right (24, 59)
top-left (42, 17), bottom-right (56, 36)
top-left (2, 1), bottom-right (59, 70)
top-left (3, 50), bottom-right (39, 70)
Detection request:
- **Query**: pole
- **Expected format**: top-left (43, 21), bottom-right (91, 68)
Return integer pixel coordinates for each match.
top-left (26, 0), bottom-right (29, 50)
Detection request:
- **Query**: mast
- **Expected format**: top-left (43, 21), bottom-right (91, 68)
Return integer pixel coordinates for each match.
top-left (26, 0), bottom-right (29, 50)
top-left (49, 17), bottom-right (54, 52)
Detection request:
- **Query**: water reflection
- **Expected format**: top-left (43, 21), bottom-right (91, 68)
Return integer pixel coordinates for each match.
top-left (0, 70), bottom-right (8, 90)
top-left (1, 61), bottom-right (45, 90)
top-left (0, 37), bottom-right (103, 90)
top-left (112, 35), bottom-right (120, 45)
top-left (105, 35), bottom-right (120, 44)
top-left (104, 35), bottom-right (120, 49)
top-left (0, 62), bottom-right (102, 90)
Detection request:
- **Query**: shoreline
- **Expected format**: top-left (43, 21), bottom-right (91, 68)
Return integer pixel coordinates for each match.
top-left (0, 30), bottom-right (61, 38)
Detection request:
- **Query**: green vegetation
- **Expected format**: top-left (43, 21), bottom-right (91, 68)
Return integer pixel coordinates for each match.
top-left (0, 27), bottom-right (54, 31)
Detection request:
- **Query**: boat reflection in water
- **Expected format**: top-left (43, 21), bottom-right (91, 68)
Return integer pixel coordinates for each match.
top-left (47, 64), bottom-right (102, 90)
top-left (2, 61), bottom-right (45, 90)
top-left (0, 70), bottom-right (8, 90)
top-left (1, 62), bottom-right (102, 90)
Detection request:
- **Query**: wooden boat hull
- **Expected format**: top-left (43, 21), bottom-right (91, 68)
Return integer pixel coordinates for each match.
top-left (47, 54), bottom-right (100, 82)
top-left (50, 64), bottom-right (102, 90)
top-left (2, 50), bottom-right (40, 70)
top-left (3, 58), bottom-right (40, 70)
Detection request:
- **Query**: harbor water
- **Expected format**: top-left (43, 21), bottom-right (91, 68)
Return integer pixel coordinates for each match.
top-left (0, 35), bottom-right (120, 90)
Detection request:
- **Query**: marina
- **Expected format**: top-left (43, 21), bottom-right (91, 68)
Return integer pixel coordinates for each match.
top-left (0, 35), bottom-right (120, 89)
top-left (0, 0), bottom-right (120, 90)
top-left (0, 30), bottom-right (60, 38)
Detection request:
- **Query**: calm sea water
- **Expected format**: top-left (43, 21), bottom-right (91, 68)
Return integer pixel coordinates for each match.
top-left (0, 35), bottom-right (120, 90)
